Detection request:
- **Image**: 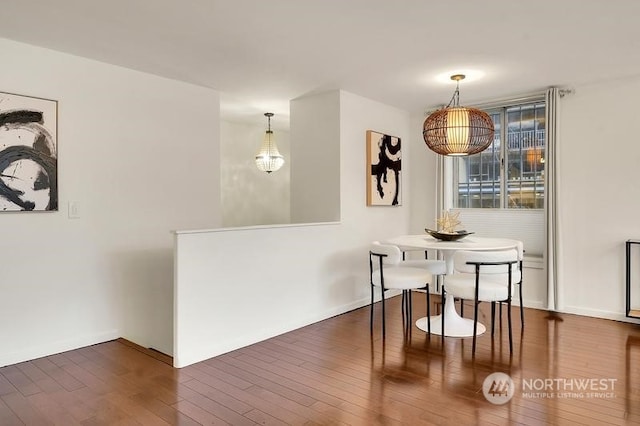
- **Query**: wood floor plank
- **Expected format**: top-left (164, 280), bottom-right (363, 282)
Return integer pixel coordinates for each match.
top-left (1, 365), bottom-right (42, 397)
top-left (188, 377), bottom-right (308, 424)
top-left (309, 400), bottom-right (387, 426)
top-left (31, 357), bottom-right (85, 392)
top-left (194, 360), bottom-right (316, 406)
top-left (243, 385), bottom-right (344, 425)
top-left (60, 361), bottom-right (111, 395)
top-left (242, 408), bottom-right (289, 426)
top-left (103, 392), bottom-right (171, 426)
top-left (186, 362), bottom-right (254, 391)
top-left (171, 399), bottom-right (231, 425)
top-left (75, 346), bottom-right (130, 376)
top-left (0, 373), bottom-right (18, 397)
top-left (128, 392), bottom-right (202, 426)
top-left (16, 361), bottom-right (62, 393)
top-left (45, 388), bottom-right (98, 422)
top-left (145, 376), bottom-right (187, 406)
top-left (182, 377), bottom-right (253, 415)
top-left (1, 391), bottom-right (53, 425)
top-left (27, 391), bottom-right (83, 425)
top-left (170, 380), bottom-right (257, 426)
top-left (0, 397), bottom-right (24, 426)
top-left (77, 396), bottom-right (131, 426)
top-left (71, 386), bottom-right (125, 424)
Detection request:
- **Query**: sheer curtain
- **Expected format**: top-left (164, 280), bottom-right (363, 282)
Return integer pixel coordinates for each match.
top-left (545, 87), bottom-right (567, 311)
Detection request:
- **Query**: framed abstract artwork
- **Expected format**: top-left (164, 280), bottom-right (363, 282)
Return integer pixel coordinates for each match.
top-left (366, 130), bottom-right (401, 206)
top-left (0, 91), bottom-right (58, 211)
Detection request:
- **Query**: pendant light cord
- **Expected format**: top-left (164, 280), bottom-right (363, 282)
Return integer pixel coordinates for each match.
top-left (446, 79), bottom-right (461, 108)
top-left (445, 74), bottom-right (465, 108)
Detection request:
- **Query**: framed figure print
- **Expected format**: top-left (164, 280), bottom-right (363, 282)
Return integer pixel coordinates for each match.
top-left (366, 130), bottom-right (401, 206)
top-left (0, 91), bottom-right (58, 211)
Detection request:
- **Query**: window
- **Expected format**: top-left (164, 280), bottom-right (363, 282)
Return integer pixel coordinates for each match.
top-left (454, 99), bottom-right (546, 209)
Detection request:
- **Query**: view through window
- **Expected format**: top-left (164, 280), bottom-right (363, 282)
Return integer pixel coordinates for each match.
top-left (454, 100), bottom-right (546, 209)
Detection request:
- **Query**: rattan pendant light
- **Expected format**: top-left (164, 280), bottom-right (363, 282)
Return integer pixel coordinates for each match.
top-left (255, 112), bottom-right (284, 173)
top-left (423, 74), bottom-right (494, 156)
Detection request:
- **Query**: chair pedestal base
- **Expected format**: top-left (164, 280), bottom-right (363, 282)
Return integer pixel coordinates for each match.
top-left (415, 295), bottom-right (486, 337)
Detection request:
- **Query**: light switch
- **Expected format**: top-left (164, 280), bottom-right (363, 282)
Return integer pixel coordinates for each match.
top-left (68, 201), bottom-right (80, 219)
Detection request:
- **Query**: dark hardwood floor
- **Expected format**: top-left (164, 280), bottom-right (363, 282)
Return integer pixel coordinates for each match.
top-left (1, 295), bottom-right (640, 425)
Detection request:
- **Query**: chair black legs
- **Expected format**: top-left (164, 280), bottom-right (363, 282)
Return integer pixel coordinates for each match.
top-left (401, 290), bottom-right (412, 337)
top-left (508, 299), bottom-right (513, 353)
top-left (381, 287), bottom-right (386, 338)
top-left (425, 286), bottom-right (431, 335)
top-left (373, 288), bottom-right (412, 339)
top-left (380, 278), bottom-right (442, 344)
top-left (498, 293), bottom-right (524, 329)
top-left (472, 268), bottom-right (480, 355)
top-left (370, 283), bottom-right (437, 341)
top-left (479, 300), bottom-right (514, 356)
top-left (401, 290), bottom-right (406, 329)
top-left (370, 284), bottom-right (375, 335)
top-left (472, 300), bottom-right (479, 355)
top-left (519, 283), bottom-right (525, 327)
top-left (370, 286), bottom-right (391, 338)
top-left (491, 301), bottom-right (496, 336)
top-left (441, 284), bottom-right (445, 345)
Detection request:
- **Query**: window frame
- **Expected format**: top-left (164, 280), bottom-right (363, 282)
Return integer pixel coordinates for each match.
top-left (452, 93), bottom-right (546, 210)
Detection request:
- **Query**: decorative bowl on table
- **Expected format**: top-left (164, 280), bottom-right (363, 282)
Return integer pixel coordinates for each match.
top-left (424, 228), bottom-right (474, 242)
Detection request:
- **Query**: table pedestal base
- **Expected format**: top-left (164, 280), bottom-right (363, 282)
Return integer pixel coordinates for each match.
top-left (415, 315), bottom-right (486, 337)
top-left (415, 294), bottom-right (486, 337)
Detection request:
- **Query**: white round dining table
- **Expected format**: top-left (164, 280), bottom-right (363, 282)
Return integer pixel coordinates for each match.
top-left (385, 234), bottom-right (521, 338)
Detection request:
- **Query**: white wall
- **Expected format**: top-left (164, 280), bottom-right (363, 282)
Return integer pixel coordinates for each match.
top-left (408, 113), bottom-right (438, 234)
top-left (0, 38), bottom-right (221, 367)
top-left (339, 91), bottom-right (412, 237)
top-left (174, 90), bottom-right (413, 367)
top-left (220, 120), bottom-right (290, 226)
top-left (557, 76), bottom-right (640, 323)
top-left (290, 91), bottom-right (341, 223)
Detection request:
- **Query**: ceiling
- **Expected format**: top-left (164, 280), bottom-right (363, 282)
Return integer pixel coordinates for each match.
top-left (1, 0), bottom-right (639, 128)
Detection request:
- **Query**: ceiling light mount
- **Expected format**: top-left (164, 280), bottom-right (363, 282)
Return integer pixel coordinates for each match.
top-left (422, 74), bottom-right (495, 156)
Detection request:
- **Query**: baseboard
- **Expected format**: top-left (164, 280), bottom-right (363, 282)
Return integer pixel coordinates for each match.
top-left (0, 329), bottom-right (120, 368)
top-left (523, 255), bottom-right (544, 270)
top-left (520, 299), bottom-right (546, 310)
top-left (560, 305), bottom-right (640, 325)
top-left (118, 338), bottom-right (173, 365)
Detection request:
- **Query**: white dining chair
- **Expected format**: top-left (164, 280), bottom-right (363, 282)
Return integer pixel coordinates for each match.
top-left (369, 242), bottom-right (434, 338)
top-left (399, 247), bottom-right (447, 276)
top-left (444, 248), bottom-right (520, 355)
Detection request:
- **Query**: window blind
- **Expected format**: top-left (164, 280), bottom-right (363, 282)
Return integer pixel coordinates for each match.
top-left (452, 208), bottom-right (544, 256)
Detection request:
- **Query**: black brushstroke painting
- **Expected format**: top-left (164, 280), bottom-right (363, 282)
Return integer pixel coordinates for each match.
top-left (0, 105), bottom-right (57, 211)
top-left (369, 132), bottom-right (401, 206)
